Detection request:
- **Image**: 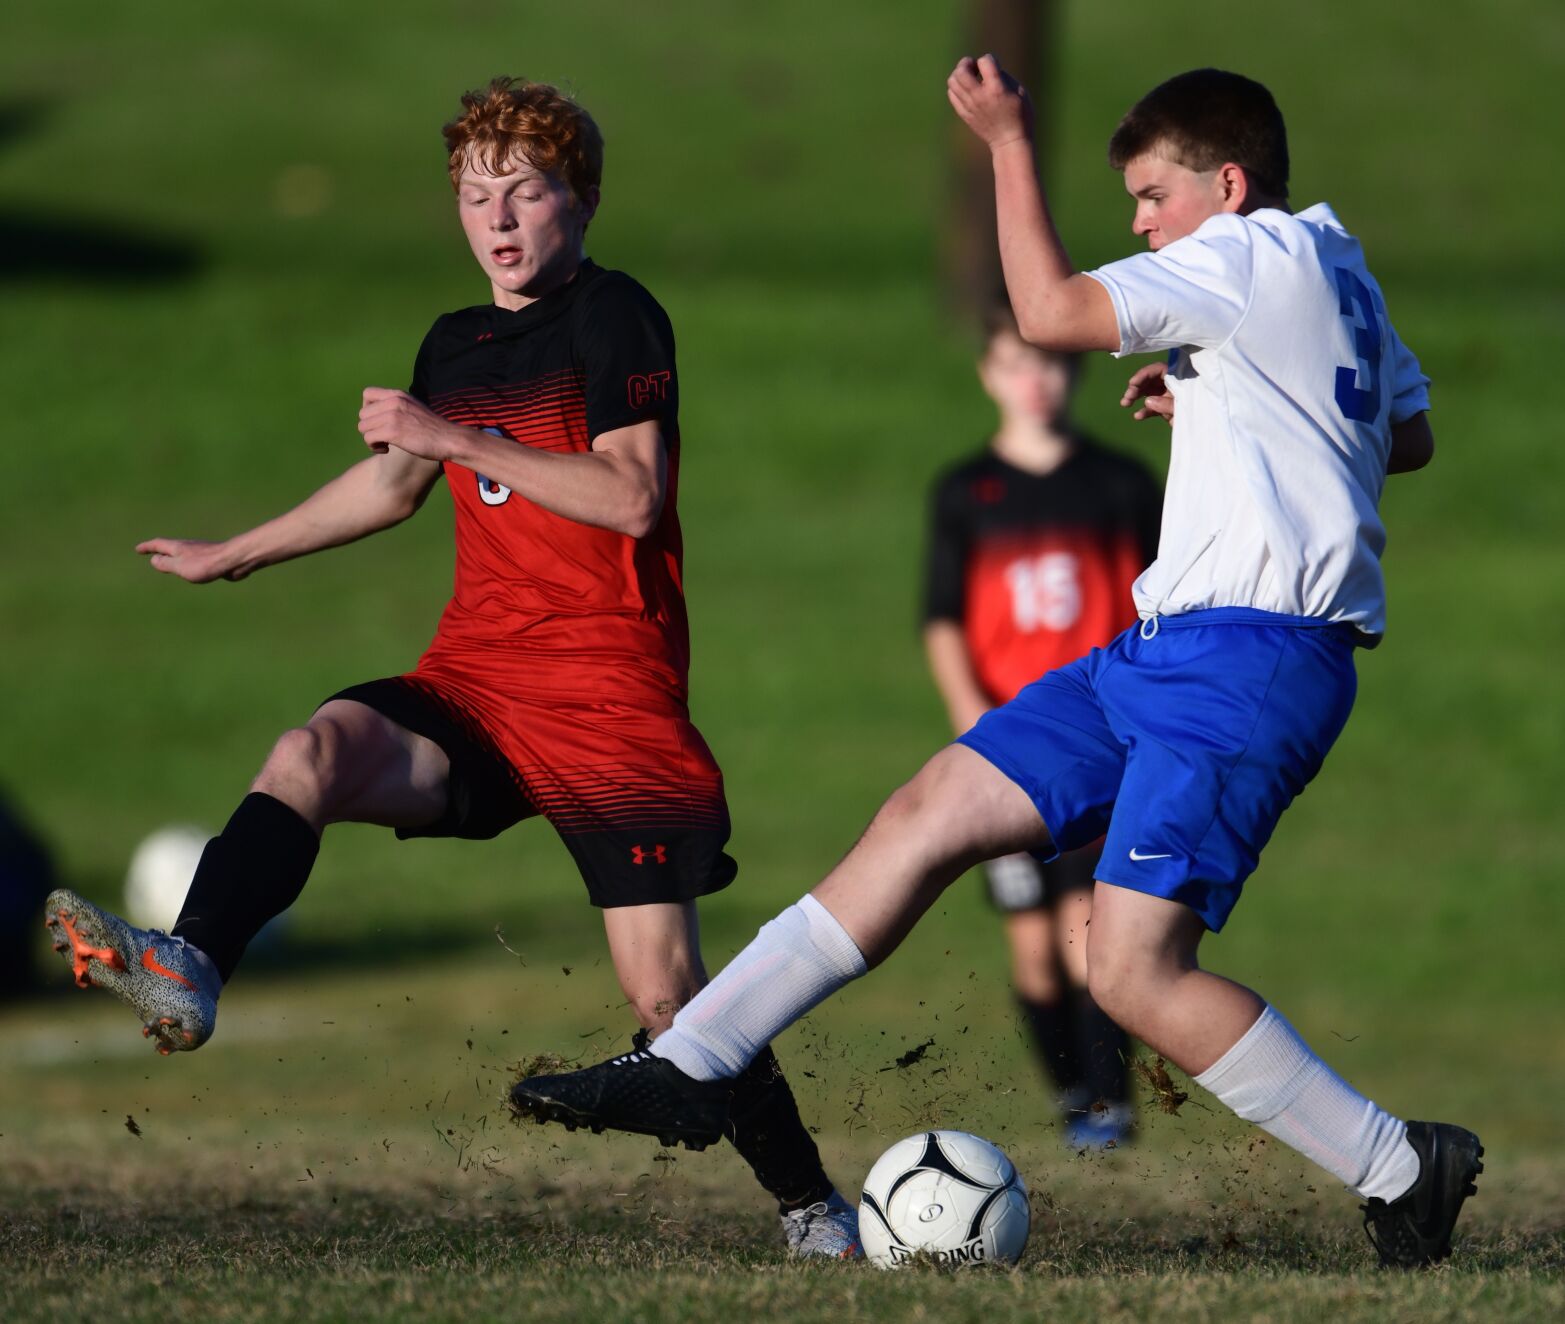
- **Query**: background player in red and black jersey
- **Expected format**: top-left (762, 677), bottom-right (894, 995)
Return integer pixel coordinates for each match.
top-left (923, 307), bottom-right (1162, 1148)
top-left (45, 77), bottom-right (859, 1257)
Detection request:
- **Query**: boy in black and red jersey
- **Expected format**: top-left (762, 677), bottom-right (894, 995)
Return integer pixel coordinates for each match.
top-left (44, 77), bottom-right (860, 1257)
top-left (923, 307), bottom-right (1161, 1148)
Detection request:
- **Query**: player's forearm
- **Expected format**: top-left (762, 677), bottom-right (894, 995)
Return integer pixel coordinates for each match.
top-left (992, 141), bottom-right (1073, 336)
top-left (990, 141), bottom-right (1118, 352)
top-left (449, 430), bottom-right (665, 538)
top-left (923, 622), bottom-right (991, 735)
top-left (220, 458), bottom-right (427, 576)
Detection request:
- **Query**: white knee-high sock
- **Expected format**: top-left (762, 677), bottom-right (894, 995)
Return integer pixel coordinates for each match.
top-left (651, 894), bottom-right (867, 1081)
top-left (1194, 1005), bottom-right (1420, 1201)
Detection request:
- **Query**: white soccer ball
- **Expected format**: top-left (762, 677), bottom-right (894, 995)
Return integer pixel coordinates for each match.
top-left (124, 825), bottom-right (210, 930)
top-left (858, 1129), bottom-right (1030, 1269)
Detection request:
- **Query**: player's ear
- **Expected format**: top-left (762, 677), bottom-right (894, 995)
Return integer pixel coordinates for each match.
top-left (1217, 162), bottom-right (1249, 213)
top-left (577, 185), bottom-right (601, 230)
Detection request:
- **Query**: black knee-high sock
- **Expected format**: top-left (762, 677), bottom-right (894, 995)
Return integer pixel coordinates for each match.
top-left (172, 792), bottom-right (319, 982)
top-left (1019, 995), bottom-right (1085, 1102)
top-left (1074, 990), bottom-right (1132, 1107)
top-left (727, 1045), bottom-right (835, 1212)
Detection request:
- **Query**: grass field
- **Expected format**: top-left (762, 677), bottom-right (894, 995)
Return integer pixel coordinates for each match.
top-left (3, 1), bottom-right (1564, 1318)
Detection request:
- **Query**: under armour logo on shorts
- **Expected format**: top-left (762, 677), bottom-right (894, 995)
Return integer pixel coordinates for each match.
top-left (630, 844), bottom-right (668, 865)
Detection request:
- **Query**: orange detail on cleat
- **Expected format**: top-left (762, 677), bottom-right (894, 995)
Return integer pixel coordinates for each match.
top-left (141, 949), bottom-right (197, 991)
top-left (53, 910), bottom-right (126, 988)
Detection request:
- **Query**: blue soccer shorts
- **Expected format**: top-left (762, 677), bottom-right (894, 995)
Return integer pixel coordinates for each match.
top-left (957, 607), bottom-right (1362, 931)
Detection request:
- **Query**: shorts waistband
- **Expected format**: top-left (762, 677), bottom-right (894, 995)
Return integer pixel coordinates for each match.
top-left (1138, 606), bottom-right (1375, 646)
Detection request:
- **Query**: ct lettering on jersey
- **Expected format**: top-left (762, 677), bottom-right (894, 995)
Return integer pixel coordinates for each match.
top-left (626, 371), bottom-right (671, 409)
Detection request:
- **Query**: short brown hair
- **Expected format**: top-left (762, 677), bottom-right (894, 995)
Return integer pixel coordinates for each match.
top-left (1107, 69), bottom-right (1288, 201)
top-left (981, 300), bottom-right (1080, 376)
top-left (442, 77), bottom-right (603, 201)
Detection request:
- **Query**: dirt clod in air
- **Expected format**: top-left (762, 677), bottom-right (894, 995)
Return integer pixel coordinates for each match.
top-left (880, 1038), bottom-right (936, 1072)
top-left (124, 1115), bottom-right (142, 1138)
top-left (1132, 1054), bottom-right (1190, 1115)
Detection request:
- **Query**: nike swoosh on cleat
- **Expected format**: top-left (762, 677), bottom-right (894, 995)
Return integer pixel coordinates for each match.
top-left (141, 948), bottom-right (198, 991)
top-left (1128, 848), bottom-right (1173, 861)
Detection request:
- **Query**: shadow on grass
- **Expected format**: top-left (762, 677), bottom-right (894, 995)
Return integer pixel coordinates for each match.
top-left (0, 98), bottom-right (204, 286)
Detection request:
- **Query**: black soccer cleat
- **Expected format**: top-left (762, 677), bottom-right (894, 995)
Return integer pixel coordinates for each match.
top-left (509, 1043), bottom-right (734, 1152)
top-left (1361, 1120), bottom-right (1484, 1268)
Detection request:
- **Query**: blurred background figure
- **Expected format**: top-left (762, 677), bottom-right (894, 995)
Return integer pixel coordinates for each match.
top-left (921, 304), bottom-right (1162, 1148)
top-left (0, 785), bottom-right (57, 999)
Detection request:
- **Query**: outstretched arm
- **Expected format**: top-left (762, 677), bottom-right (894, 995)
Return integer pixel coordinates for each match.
top-left (138, 444), bottom-right (441, 583)
top-left (947, 55), bottom-right (1118, 353)
top-left (359, 388), bottom-right (666, 538)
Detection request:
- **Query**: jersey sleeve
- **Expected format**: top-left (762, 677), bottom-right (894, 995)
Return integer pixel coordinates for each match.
top-left (407, 317), bottom-right (444, 404)
top-left (1383, 315), bottom-right (1431, 424)
top-left (1085, 215), bottom-right (1254, 357)
top-left (576, 276), bottom-right (679, 441)
top-left (923, 472), bottom-right (969, 625)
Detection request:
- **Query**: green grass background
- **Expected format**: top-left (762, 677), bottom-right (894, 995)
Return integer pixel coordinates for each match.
top-left (2, 1), bottom-right (1562, 1318)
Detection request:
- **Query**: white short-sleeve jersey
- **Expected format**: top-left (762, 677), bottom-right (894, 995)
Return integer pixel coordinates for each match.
top-left (1086, 203), bottom-right (1429, 638)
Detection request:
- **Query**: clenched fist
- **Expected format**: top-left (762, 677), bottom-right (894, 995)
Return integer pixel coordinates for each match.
top-left (947, 54), bottom-right (1034, 151)
top-left (359, 388), bottom-right (462, 461)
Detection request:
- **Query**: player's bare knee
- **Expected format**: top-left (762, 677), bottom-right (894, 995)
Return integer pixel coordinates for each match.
top-left (1084, 943), bottom-right (1143, 1024)
top-left (253, 721), bottom-right (350, 818)
top-left (874, 765), bottom-right (981, 864)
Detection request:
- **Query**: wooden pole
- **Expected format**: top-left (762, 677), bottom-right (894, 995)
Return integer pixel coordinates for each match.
top-left (944, 0), bottom-right (1057, 328)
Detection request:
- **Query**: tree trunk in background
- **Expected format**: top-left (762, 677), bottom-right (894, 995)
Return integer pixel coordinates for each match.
top-left (944, 0), bottom-right (1058, 328)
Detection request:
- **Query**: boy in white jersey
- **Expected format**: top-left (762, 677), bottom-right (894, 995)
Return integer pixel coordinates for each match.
top-left (513, 63), bottom-right (1479, 1267)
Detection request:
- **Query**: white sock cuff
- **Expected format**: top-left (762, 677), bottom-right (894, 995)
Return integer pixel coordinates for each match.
top-left (797, 893), bottom-right (868, 980)
top-left (648, 894), bottom-right (866, 1081)
top-left (1194, 1005), bottom-right (1318, 1123)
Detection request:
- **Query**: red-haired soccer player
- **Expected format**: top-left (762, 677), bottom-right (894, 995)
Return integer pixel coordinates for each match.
top-left (45, 78), bottom-right (859, 1258)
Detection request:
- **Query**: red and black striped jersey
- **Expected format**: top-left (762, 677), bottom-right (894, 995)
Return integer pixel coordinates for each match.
top-left (408, 260), bottom-right (691, 710)
top-left (924, 441), bottom-right (1163, 703)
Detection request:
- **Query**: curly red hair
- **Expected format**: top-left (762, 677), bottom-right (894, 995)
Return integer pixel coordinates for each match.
top-left (442, 77), bottom-right (603, 201)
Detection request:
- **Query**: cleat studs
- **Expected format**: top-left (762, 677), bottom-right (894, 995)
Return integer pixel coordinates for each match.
top-left (590, 1124), bottom-right (604, 1135)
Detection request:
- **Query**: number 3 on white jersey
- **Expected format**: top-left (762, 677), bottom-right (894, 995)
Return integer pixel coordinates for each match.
top-left (1005, 552), bottom-right (1081, 632)
top-left (1333, 266), bottom-right (1383, 423)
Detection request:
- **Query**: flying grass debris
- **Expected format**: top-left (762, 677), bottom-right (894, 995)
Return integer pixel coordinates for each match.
top-left (1132, 1055), bottom-right (1191, 1115)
